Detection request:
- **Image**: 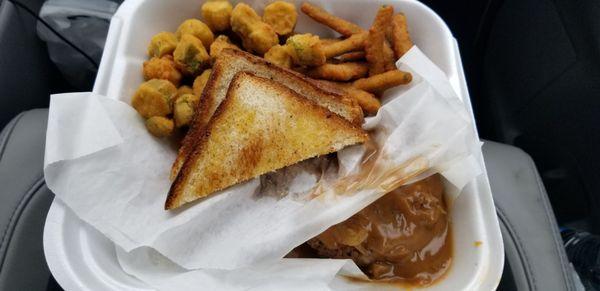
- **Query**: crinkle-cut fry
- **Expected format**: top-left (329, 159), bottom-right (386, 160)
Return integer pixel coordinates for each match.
top-left (337, 51), bottom-right (366, 61)
top-left (300, 3), bottom-right (363, 37)
top-left (353, 70), bottom-right (412, 93)
top-left (365, 6), bottom-right (394, 76)
top-left (315, 80), bottom-right (381, 115)
top-left (388, 13), bottom-right (413, 59)
top-left (322, 32), bottom-right (368, 58)
top-left (307, 62), bottom-right (368, 81)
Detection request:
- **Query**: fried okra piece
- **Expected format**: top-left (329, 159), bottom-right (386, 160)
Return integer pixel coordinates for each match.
top-left (209, 35), bottom-right (240, 60)
top-left (201, 0), bottom-right (233, 32)
top-left (286, 33), bottom-right (326, 66)
top-left (263, 1), bottom-right (297, 36)
top-left (146, 116), bottom-right (175, 137)
top-left (175, 19), bottom-right (215, 48)
top-left (173, 34), bottom-right (210, 76)
top-left (131, 79), bottom-right (177, 118)
top-left (230, 3), bottom-right (278, 55)
top-left (173, 94), bottom-right (201, 127)
top-left (177, 85), bottom-right (194, 97)
top-left (142, 56), bottom-right (182, 86)
top-left (193, 69), bottom-right (212, 97)
top-left (264, 45), bottom-right (293, 68)
top-left (147, 32), bottom-right (177, 58)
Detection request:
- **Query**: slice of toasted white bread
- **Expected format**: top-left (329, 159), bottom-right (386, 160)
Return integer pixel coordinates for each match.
top-left (170, 49), bottom-right (364, 180)
top-left (165, 72), bottom-right (368, 209)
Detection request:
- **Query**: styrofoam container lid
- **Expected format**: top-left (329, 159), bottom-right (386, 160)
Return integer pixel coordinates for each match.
top-left (44, 0), bottom-right (504, 289)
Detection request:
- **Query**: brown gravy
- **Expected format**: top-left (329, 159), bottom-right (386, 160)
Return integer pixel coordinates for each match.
top-left (288, 174), bottom-right (452, 286)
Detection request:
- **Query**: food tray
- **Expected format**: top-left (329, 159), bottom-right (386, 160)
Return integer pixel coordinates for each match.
top-left (43, 0), bottom-right (504, 289)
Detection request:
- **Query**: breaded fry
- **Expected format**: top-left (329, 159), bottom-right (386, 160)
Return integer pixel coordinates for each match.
top-left (143, 56), bottom-right (182, 86)
top-left (173, 94), bottom-right (200, 127)
top-left (321, 32), bottom-right (368, 58)
top-left (231, 3), bottom-right (279, 55)
top-left (383, 40), bottom-right (397, 71)
top-left (263, 1), bottom-right (297, 36)
top-left (353, 70), bottom-right (412, 93)
top-left (146, 116), bottom-right (174, 137)
top-left (209, 35), bottom-right (240, 60)
top-left (300, 3), bottom-right (362, 37)
top-left (286, 33), bottom-right (326, 66)
top-left (337, 51), bottom-right (366, 62)
top-left (314, 80), bottom-right (381, 115)
top-left (320, 38), bottom-right (340, 46)
top-left (193, 69), bottom-right (212, 97)
top-left (264, 45), bottom-right (293, 68)
top-left (307, 62), bottom-right (368, 81)
top-left (388, 13), bottom-right (413, 58)
top-left (365, 6), bottom-right (393, 76)
top-left (173, 34), bottom-right (210, 75)
top-left (132, 79), bottom-right (177, 118)
top-left (147, 32), bottom-right (177, 58)
top-left (175, 19), bottom-right (215, 48)
top-left (201, 0), bottom-right (233, 32)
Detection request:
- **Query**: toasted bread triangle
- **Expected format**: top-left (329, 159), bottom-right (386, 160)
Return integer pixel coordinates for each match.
top-left (170, 49), bottom-right (363, 180)
top-left (165, 72), bottom-right (368, 209)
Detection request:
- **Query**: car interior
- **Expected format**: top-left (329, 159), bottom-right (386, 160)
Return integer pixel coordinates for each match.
top-left (1, 0), bottom-right (599, 290)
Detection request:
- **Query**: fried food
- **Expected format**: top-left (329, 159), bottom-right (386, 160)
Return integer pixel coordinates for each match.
top-left (193, 69), bottom-right (212, 96)
top-left (307, 62), bottom-right (368, 81)
top-left (175, 19), bottom-right (215, 48)
top-left (166, 72), bottom-right (368, 209)
top-left (132, 79), bottom-right (177, 118)
top-left (365, 6), bottom-right (394, 76)
top-left (147, 32), bottom-right (177, 58)
top-left (353, 70), bottom-right (412, 93)
top-left (142, 56), bottom-right (182, 86)
top-left (230, 3), bottom-right (279, 55)
top-left (315, 80), bottom-right (381, 115)
top-left (337, 51), bottom-right (366, 62)
top-left (201, 0), bottom-right (233, 32)
top-left (382, 40), bottom-right (397, 71)
top-left (146, 116), bottom-right (175, 137)
top-left (209, 35), bottom-right (240, 60)
top-left (177, 85), bottom-right (194, 98)
top-left (300, 3), bottom-right (362, 37)
top-left (264, 44), bottom-right (293, 68)
top-left (173, 94), bottom-right (200, 127)
top-left (321, 32), bottom-right (368, 58)
top-left (388, 13), bottom-right (413, 59)
top-left (173, 34), bottom-right (210, 75)
top-left (286, 33), bottom-right (326, 66)
top-left (263, 1), bottom-right (297, 36)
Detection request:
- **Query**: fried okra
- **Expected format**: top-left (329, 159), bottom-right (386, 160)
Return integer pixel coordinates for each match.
top-left (262, 1), bottom-right (297, 36)
top-left (264, 45), bottom-right (293, 68)
top-left (173, 34), bottom-right (210, 75)
top-left (131, 79), bottom-right (177, 118)
top-left (230, 3), bottom-right (278, 55)
top-left (192, 69), bottom-right (212, 97)
top-left (142, 56), bottom-right (182, 86)
top-left (175, 19), bottom-right (215, 48)
top-left (173, 94), bottom-right (200, 127)
top-left (209, 35), bottom-right (240, 60)
top-left (146, 116), bottom-right (174, 137)
top-left (201, 0), bottom-right (233, 32)
top-left (147, 32), bottom-right (177, 58)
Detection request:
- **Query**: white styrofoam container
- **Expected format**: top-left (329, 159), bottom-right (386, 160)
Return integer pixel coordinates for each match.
top-left (43, 0), bottom-right (505, 290)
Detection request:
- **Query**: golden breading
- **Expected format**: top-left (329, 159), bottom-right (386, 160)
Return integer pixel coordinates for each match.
top-left (264, 44), bottom-right (293, 68)
top-left (365, 6), bottom-right (394, 76)
top-left (201, 0), bottom-right (233, 32)
top-left (336, 51), bottom-right (366, 62)
top-left (321, 32), bottom-right (368, 58)
top-left (193, 69), bottom-right (212, 97)
top-left (131, 79), bottom-right (177, 118)
top-left (142, 56), bottom-right (182, 86)
top-left (230, 3), bottom-right (278, 55)
top-left (175, 19), bottom-right (215, 48)
top-left (173, 34), bottom-right (210, 76)
top-left (209, 35), bottom-right (240, 60)
top-left (388, 13), bottom-right (413, 59)
top-left (286, 33), bottom-right (326, 66)
top-left (307, 62), bottom-right (368, 81)
top-left (173, 94), bottom-right (200, 127)
top-left (314, 80), bottom-right (381, 115)
top-left (262, 1), bottom-right (297, 36)
top-left (300, 3), bottom-right (362, 37)
top-left (353, 70), bottom-right (412, 93)
top-left (177, 85), bottom-right (194, 97)
top-left (146, 116), bottom-right (174, 137)
top-left (147, 32), bottom-right (177, 58)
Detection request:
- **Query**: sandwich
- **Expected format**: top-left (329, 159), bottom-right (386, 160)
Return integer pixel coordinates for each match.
top-left (170, 49), bottom-right (364, 180)
top-left (165, 72), bottom-right (368, 209)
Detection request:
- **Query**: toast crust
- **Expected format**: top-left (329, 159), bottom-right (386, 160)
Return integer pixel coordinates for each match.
top-left (166, 72), bottom-right (368, 209)
top-left (171, 49), bottom-right (364, 180)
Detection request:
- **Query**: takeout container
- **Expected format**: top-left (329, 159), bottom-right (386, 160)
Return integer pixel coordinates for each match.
top-left (43, 0), bottom-right (504, 289)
